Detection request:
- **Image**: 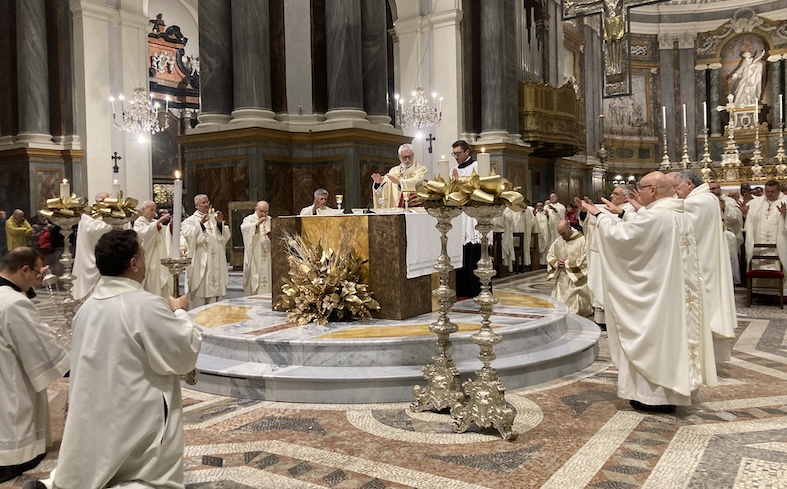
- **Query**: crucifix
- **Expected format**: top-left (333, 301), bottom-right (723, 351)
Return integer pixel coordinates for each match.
top-left (426, 133), bottom-right (436, 154)
top-left (111, 152), bottom-right (122, 173)
top-left (563, 0), bottom-right (669, 97)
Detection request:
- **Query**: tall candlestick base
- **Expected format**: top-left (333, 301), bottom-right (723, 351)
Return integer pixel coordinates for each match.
top-left (451, 204), bottom-right (516, 441)
top-left (775, 122), bottom-right (787, 179)
top-left (680, 128), bottom-right (691, 169)
top-left (48, 215), bottom-right (83, 348)
top-left (104, 215), bottom-right (135, 230)
top-left (412, 206), bottom-right (465, 413)
top-left (161, 256), bottom-right (197, 385)
top-left (660, 128), bottom-right (672, 171)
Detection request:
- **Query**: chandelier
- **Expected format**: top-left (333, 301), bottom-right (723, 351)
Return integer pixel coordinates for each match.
top-left (394, 86), bottom-right (443, 130)
top-left (109, 87), bottom-right (169, 134)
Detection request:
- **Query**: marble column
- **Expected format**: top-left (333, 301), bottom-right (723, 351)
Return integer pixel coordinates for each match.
top-left (479, 0), bottom-right (508, 141)
top-left (325, 0), bottom-right (367, 122)
top-left (16, 0), bottom-right (51, 143)
top-left (504, 0), bottom-right (519, 138)
top-left (658, 34), bottom-right (675, 161)
top-left (230, 0), bottom-right (275, 124)
top-left (360, 0), bottom-right (389, 125)
top-left (679, 38), bottom-right (696, 161)
top-left (695, 66), bottom-right (707, 134)
top-left (709, 63), bottom-right (721, 136)
top-left (198, 0), bottom-right (233, 127)
top-left (768, 56), bottom-right (782, 130)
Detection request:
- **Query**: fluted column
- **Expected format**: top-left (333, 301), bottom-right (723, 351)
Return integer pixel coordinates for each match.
top-left (709, 63), bottom-right (721, 136)
top-left (479, 0), bottom-right (508, 141)
top-left (230, 0), bottom-right (274, 124)
top-left (16, 0), bottom-right (51, 143)
top-left (325, 0), bottom-right (366, 121)
top-left (360, 0), bottom-right (389, 125)
top-left (197, 0), bottom-right (233, 127)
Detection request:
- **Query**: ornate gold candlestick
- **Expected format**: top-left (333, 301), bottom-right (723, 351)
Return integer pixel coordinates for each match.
top-left (161, 256), bottom-right (197, 385)
top-left (775, 122), bottom-right (787, 179)
top-left (48, 215), bottom-right (82, 347)
top-left (451, 204), bottom-right (515, 440)
top-left (680, 127), bottom-right (691, 169)
top-left (412, 206), bottom-right (465, 413)
top-left (660, 126), bottom-right (671, 171)
top-left (103, 215), bottom-right (135, 230)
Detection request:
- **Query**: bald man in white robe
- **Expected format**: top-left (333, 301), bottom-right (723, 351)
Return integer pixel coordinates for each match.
top-left (240, 201), bottom-right (272, 295)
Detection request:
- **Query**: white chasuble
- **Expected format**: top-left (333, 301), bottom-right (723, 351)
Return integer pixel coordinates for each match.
top-left (0, 286), bottom-right (69, 467)
top-left (134, 216), bottom-right (173, 298)
top-left (53, 276), bottom-right (201, 489)
top-left (534, 211), bottom-right (551, 265)
top-left (685, 183), bottom-right (737, 363)
top-left (594, 198), bottom-right (705, 405)
top-left (371, 162), bottom-right (427, 209)
top-left (240, 213), bottom-right (271, 295)
top-left (72, 214), bottom-right (113, 300)
top-left (744, 193), bottom-right (787, 290)
top-left (181, 210), bottom-right (231, 300)
top-left (546, 229), bottom-right (591, 316)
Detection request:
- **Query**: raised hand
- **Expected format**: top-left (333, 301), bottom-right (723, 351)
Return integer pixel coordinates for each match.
top-left (601, 196), bottom-right (621, 216)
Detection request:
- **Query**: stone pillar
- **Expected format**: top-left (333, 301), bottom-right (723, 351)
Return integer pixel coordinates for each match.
top-left (708, 63), bottom-right (722, 136)
top-left (504, 0), bottom-right (519, 138)
top-left (679, 34), bottom-right (696, 162)
top-left (198, 0), bottom-right (233, 126)
top-left (695, 65), bottom-right (708, 154)
top-left (479, 0), bottom-right (508, 141)
top-left (325, 0), bottom-right (366, 121)
top-left (16, 0), bottom-right (51, 143)
top-left (230, 0), bottom-right (275, 124)
top-left (768, 55), bottom-right (782, 130)
top-left (658, 34), bottom-right (676, 161)
top-left (360, 0), bottom-right (389, 125)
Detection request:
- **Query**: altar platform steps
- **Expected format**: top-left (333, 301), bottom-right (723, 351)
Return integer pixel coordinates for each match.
top-left (189, 293), bottom-right (601, 403)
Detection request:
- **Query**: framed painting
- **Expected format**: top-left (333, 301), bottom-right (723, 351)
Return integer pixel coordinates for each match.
top-left (35, 168), bottom-right (63, 211)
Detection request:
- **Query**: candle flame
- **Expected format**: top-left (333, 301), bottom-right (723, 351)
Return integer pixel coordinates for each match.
top-left (113, 179), bottom-right (118, 184)
top-left (481, 147), bottom-right (486, 153)
top-left (441, 155), bottom-right (445, 159)
top-left (62, 179), bottom-right (67, 184)
top-left (175, 170), bottom-right (181, 179)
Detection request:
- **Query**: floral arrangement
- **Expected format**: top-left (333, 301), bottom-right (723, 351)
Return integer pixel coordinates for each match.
top-left (277, 233), bottom-right (380, 325)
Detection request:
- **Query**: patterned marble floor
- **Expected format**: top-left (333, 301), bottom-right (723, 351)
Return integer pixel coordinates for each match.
top-left (4, 273), bottom-right (787, 489)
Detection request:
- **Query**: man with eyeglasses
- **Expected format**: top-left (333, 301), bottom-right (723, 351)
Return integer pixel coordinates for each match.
top-left (371, 143), bottom-right (426, 209)
top-left (739, 179), bottom-right (787, 294)
top-left (580, 171), bottom-right (709, 414)
top-left (0, 247), bottom-right (68, 483)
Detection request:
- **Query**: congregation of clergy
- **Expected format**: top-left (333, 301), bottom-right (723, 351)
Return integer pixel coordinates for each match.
top-left (1, 137), bottom-right (781, 487)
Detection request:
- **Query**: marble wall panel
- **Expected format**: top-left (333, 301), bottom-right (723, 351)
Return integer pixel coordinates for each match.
top-left (192, 158), bottom-right (249, 215)
top-left (358, 158), bottom-right (397, 208)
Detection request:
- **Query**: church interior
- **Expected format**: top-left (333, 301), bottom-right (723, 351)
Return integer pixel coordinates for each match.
top-left (2, 0), bottom-right (787, 488)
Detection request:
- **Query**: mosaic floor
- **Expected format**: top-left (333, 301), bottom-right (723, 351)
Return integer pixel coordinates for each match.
top-left (4, 273), bottom-right (787, 489)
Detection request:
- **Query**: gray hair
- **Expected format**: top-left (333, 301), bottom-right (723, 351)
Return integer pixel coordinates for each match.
top-left (677, 170), bottom-right (703, 187)
top-left (141, 200), bottom-right (156, 210)
top-left (398, 143), bottom-right (414, 156)
top-left (194, 193), bottom-right (208, 205)
top-left (314, 188), bottom-right (328, 198)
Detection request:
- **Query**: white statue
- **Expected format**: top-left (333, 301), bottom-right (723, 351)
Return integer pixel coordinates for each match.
top-left (731, 47), bottom-right (765, 106)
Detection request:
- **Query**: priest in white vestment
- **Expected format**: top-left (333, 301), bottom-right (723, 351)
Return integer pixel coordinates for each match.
top-left (547, 193), bottom-right (566, 220)
top-left (181, 194), bottom-right (231, 307)
top-left (741, 180), bottom-right (787, 292)
top-left (581, 172), bottom-right (713, 412)
top-left (133, 200), bottom-right (172, 298)
top-left (240, 200), bottom-right (272, 295)
top-left (710, 182), bottom-right (744, 247)
top-left (519, 204), bottom-right (534, 268)
top-left (533, 202), bottom-right (551, 266)
top-left (371, 143), bottom-right (427, 209)
top-left (299, 188), bottom-right (338, 216)
top-left (51, 230), bottom-right (201, 489)
top-left (547, 220), bottom-right (592, 316)
top-left (72, 193), bottom-right (113, 300)
top-left (0, 248), bottom-right (69, 483)
top-left (676, 171), bottom-right (737, 363)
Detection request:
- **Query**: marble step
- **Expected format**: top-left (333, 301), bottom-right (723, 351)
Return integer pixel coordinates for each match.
top-left (192, 313), bottom-right (600, 403)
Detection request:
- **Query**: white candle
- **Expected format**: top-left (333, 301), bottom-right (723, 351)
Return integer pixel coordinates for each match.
top-left (662, 106), bottom-right (667, 131)
top-left (780, 94), bottom-right (783, 124)
top-left (755, 98), bottom-right (759, 124)
top-left (111, 179), bottom-right (121, 197)
top-left (703, 101), bottom-right (707, 129)
top-left (437, 156), bottom-right (450, 182)
top-left (682, 104), bottom-right (687, 129)
top-left (60, 179), bottom-right (70, 199)
top-left (477, 149), bottom-right (491, 177)
top-left (171, 171), bottom-right (182, 259)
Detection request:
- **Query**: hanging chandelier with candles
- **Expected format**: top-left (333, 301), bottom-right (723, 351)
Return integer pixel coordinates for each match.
top-left (109, 87), bottom-right (169, 134)
top-left (394, 87), bottom-right (442, 130)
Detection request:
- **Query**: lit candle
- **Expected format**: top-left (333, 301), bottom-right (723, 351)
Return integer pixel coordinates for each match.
top-left (477, 148), bottom-right (491, 177)
top-left (171, 171), bottom-right (182, 259)
top-left (662, 105), bottom-right (667, 131)
top-left (437, 155), bottom-right (450, 182)
top-left (60, 179), bottom-right (70, 199)
top-left (682, 104), bottom-right (687, 129)
top-left (703, 101), bottom-right (707, 129)
top-left (111, 179), bottom-right (121, 197)
top-left (780, 94), bottom-right (784, 124)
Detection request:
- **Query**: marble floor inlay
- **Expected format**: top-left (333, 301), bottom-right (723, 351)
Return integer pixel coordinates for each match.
top-left (6, 275), bottom-right (787, 488)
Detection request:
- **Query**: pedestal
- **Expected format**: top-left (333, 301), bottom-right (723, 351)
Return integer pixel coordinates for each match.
top-left (48, 215), bottom-right (82, 348)
top-left (161, 256), bottom-right (197, 385)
